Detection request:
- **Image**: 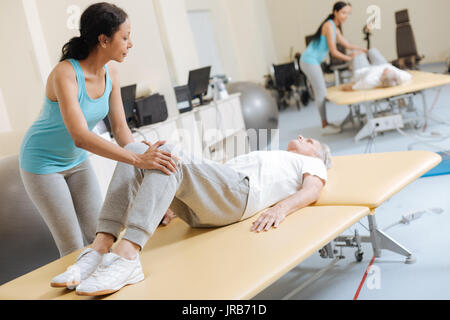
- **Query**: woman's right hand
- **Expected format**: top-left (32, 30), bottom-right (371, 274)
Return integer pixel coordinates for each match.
top-left (348, 49), bottom-right (366, 61)
top-left (135, 140), bottom-right (179, 175)
top-left (348, 51), bottom-right (359, 61)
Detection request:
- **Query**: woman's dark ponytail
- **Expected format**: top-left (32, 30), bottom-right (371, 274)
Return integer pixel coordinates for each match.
top-left (310, 1), bottom-right (349, 44)
top-left (61, 36), bottom-right (91, 61)
top-left (60, 2), bottom-right (128, 62)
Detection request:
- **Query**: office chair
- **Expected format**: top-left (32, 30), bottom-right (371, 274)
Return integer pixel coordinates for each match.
top-left (392, 9), bottom-right (424, 70)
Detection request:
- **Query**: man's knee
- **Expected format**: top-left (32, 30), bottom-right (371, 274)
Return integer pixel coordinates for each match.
top-left (125, 141), bottom-right (180, 157)
top-left (368, 48), bottom-right (384, 61)
top-left (124, 142), bottom-right (149, 155)
top-left (158, 143), bottom-right (176, 153)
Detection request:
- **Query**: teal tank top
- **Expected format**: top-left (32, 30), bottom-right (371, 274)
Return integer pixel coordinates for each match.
top-left (19, 59), bottom-right (112, 174)
top-left (301, 20), bottom-right (337, 65)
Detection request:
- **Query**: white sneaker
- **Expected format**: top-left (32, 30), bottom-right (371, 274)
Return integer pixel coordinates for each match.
top-left (321, 125), bottom-right (342, 136)
top-left (329, 120), bottom-right (345, 128)
top-left (50, 248), bottom-right (103, 289)
top-left (76, 253), bottom-right (145, 296)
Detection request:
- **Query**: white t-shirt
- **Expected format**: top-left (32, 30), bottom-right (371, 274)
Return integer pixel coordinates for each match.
top-left (352, 63), bottom-right (412, 90)
top-left (226, 150), bottom-right (327, 221)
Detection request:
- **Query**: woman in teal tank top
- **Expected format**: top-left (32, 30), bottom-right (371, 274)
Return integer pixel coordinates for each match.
top-left (300, 2), bottom-right (368, 135)
top-left (19, 3), bottom-right (178, 258)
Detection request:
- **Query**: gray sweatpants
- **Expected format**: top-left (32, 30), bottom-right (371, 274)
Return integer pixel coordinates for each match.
top-left (353, 48), bottom-right (389, 70)
top-left (300, 59), bottom-right (328, 123)
top-left (96, 142), bottom-right (250, 249)
top-left (20, 159), bottom-right (102, 257)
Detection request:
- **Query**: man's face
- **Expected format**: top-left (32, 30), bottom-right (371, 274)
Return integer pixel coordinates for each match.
top-left (287, 135), bottom-right (322, 158)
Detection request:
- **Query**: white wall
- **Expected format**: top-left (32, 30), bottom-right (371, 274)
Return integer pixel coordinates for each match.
top-left (153, 0), bottom-right (200, 86)
top-left (0, 88), bottom-right (12, 133)
top-left (266, 0), bottom-right (450, 64)
top-left (188, 10), bottom-right (224, 76)
top-left (0, 0), bottom-right (44, 131)
top-left (186, 0), bottom-right (277, 83)
top-left (22, 0), bottom-right (52, 84)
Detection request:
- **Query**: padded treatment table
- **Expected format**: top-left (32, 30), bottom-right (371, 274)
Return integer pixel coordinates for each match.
top-left (314, 150), bottom-right (442, 264)
top-left (316, 150), bottom-right (441, 208)
top-left (0, 206), bottom-right (370, 300)
top-left (327, 71), bottom-right (450, 106)
top-left (326, 71), bottom-right (450, 141)
top-left (0, 151), bottom-right (441, 300)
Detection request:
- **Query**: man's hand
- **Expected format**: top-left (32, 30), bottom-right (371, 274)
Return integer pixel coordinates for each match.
top-left (342, 83), bottom-right (354, 91)
top-left (251, 207), bottom-right (286, 233)
top-left (160, 209), bottom-right (177, 226)
top-left (251, 174), bottom-right (324, 233)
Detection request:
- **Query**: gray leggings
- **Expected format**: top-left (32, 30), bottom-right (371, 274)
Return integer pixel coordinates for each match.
top-left (300, 59), bottom-right (328, 123)
top-left (20, 158), bottom-right (102, 257)
top-left (96, 142), bottom-right (250, 249)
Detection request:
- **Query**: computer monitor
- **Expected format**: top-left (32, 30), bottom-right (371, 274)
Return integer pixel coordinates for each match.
top-left (121, 84), bottom-right (137, 120)
top-left (188, 66), bottom-right (211, 106)
top-left (174, 85), bottom-right (193, 114)
top-left (103, 84), bottom-right (137, 135)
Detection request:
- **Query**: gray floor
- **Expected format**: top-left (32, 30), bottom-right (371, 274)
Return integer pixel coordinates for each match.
top-left (253, 63), bottom-right (450, 300)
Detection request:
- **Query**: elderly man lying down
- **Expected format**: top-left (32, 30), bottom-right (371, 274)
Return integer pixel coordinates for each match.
top-left (342, 48), bottom-right (413, 91)
top-left (50, 136), bottom-right (332, 296)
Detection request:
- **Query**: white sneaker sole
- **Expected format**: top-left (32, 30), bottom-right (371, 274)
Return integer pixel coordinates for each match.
top-left (50, 281), bottom-right (80, 288)
top-left (76, 272), bottom-right (145, 297)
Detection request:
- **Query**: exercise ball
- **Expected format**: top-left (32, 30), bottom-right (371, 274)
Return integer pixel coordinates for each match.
top-left (0, 155), bottom-right (59, 285)
top-left (227, 82), bottom-right (279, 151)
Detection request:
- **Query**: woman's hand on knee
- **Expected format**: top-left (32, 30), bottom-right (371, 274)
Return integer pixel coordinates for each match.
top-left (134, 140), bottom-right (179, 175)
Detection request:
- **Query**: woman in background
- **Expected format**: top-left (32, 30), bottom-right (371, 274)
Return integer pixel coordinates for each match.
top-left (300, 1), bottom-right (367, 135)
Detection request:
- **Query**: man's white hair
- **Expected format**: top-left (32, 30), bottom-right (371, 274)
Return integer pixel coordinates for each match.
top-left (315, 142), bottom-right (332, 169)
top-left (380, 69), bottom-right (400, 88)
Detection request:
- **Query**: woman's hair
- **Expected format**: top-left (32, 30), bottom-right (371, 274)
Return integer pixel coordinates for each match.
top-left (60, 2), bottom-right (128, 62)
top-left (310, 1), bottom-right (351, 44)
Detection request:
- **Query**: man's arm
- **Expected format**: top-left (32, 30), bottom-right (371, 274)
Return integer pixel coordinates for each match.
top-left (251, 174), bottom-right (325, 232)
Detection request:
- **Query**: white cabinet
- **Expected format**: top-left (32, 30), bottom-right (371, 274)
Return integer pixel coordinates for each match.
top-left (176, 112), bottom-right (206, 159)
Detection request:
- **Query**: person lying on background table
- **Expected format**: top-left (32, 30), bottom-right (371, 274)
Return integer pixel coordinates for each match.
top-left (342, 48), bottom-right (412, 91)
